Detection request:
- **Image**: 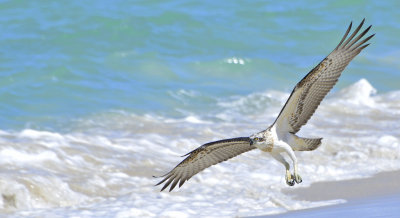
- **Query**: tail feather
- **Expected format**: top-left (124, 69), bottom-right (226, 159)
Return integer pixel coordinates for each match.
top-left (291, 135), bottom-right (322, 151)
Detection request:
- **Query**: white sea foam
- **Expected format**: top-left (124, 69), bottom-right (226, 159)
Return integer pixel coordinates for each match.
top-left (225, 57), bottom-right (247, 65)
top-left (1, 79), bottom-right (399, 217)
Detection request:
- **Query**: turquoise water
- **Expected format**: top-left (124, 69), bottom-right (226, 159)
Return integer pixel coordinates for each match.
top-left (1, 0), bottom-right (399, 130)
top-left (1, 1), bottom-right (400, 217)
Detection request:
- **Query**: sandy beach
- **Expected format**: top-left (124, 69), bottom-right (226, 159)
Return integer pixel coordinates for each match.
top-left (255, 170), bottom-right (400, 217)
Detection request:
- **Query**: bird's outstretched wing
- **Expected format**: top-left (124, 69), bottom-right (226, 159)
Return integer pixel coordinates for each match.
top-left (273, 19), bottom-right (374, 133)
top-left (155, 137), bottom-right (255, 191)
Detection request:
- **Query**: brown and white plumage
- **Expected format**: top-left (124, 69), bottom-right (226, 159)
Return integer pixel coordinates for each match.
top-left (156, 19), bottom-right (374, 191)
top-left (274, 19), bottom-right (374, 133)
top-left (155, 137), bottom-right (255, 192)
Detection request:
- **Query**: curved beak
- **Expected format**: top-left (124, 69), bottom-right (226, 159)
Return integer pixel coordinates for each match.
top-left (249, 138), bottom-right (254, 146)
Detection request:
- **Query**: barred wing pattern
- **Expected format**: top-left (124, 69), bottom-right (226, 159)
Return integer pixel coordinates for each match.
top-left (274, 19), bottom-right (374, 133)
top-left (155, 137), bottom-right (255, 192)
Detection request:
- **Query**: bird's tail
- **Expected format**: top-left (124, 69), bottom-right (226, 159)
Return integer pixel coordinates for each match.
top-left (291, 135), bottom-right (322, 151)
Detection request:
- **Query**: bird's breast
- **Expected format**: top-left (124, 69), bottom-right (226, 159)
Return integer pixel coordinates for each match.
top-left (255, 136), bottom-right (274, 152)
top-left (258, 144), bottom-right (273, 152)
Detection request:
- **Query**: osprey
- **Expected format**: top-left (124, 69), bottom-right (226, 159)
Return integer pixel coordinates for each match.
top-left (155, 19), bottom-right (374, 192)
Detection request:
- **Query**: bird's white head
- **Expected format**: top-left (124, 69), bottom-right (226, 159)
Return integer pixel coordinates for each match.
top-left (250, 130), bottom-right (274, 151)
top-left (250, 130), bottom-right (273, 144)
top-left (249, 132), bottom-right (264, 145)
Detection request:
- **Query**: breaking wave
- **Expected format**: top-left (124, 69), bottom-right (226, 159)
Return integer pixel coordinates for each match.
top-left (1, 79), bottom-right (399, 217)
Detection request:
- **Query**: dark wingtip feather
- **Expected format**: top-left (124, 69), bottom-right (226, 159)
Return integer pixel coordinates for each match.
top-left (363, 34), bottom-right (375, 44)
top-left (155, 179), bottom-right (166, 187)
top-left (164, 174), bottom-right (179, 191)
top-left (346, 24), bottom-right (373, 49)
top-left (361, 43), bottom-right (370, 49)
top-left (169, 176), bottom-right (180, 191)
top-left (354, 43), bottom-right (371, 54)
top-left (341, 19), bottom-right (365, 49)
top-left (160, 177), bottom-right (174, 192)
top-left (160, 184), bottom-right (168, 192)
top-left (154, 171), bottom-right (170, 179)
top-left (179, 179), bottom-right (186, 188)
top-left (350, 33), bottom-right (374, 52)
top-left (358, 19), bottom-right (365, 30)
top-left (335, 21), bottom-right (352, 50)
top-left (335, 19), bottom-right (374, 53)
top-left (152, 174), bottom-right (164, 179)
top-left (155, 172), bottom-right (173, 188)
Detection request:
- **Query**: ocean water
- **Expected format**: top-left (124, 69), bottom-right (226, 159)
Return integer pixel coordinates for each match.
top-left (0, 0), bottom-right (399, 217)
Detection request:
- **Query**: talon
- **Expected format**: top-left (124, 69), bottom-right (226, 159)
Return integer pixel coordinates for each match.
top-left (285, 171), bottom-right (295, 186)
top-left (294, 174), bottom-right (302, 184)
top-left (286, 179), bottom-right (295, 186)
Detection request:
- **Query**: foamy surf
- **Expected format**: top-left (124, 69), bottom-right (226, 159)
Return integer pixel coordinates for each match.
top-left (1, 79), bottom-right (399, 217)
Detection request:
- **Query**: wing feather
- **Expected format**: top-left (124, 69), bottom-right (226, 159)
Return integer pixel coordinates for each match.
top-left (155, 137), bottom-right (255, 191)
top-left (273, 19), bottom-right (374, 133)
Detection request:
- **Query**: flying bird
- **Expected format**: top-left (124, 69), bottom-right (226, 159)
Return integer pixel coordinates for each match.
top-left (155, 19), bottom-right (374, 192)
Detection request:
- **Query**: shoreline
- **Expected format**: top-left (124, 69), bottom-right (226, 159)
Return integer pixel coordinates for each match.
top-left (283, 170), bottom-right (400, 202)
top-left (255, 170), bottom-right (400, 217)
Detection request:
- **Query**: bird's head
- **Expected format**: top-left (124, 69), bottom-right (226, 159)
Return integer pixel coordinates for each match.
top-left (249, 132), bottom-right (266, 146)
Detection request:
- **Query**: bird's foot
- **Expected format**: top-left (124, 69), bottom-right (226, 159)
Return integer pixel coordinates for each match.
top-left (285, 170), bottom-right (295, 186)
top-left (294, 173), bottom-right (302, 184)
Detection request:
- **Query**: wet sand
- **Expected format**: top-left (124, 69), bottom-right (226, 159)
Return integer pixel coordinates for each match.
top-left (253, 170), bottom-right (400, 217)
top-left (283, 170), bottom-right (400, 202)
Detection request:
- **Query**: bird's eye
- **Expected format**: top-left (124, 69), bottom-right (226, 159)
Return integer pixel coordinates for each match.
top-left (254, 137), bottom-right (259, 141)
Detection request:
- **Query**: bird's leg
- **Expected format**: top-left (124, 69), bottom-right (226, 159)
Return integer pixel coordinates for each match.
top-left (280, 143), bottom-right (302, 184)
top-left (270, 153), bottom-right (294, 186)
top-left (285, 147), bottom-right (302, 184)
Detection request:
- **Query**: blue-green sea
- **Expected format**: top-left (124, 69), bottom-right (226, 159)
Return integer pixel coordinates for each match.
top-left (1, 0), bottom-right (399, 131)
top-left (1, 0), bottom-right (400, 217)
